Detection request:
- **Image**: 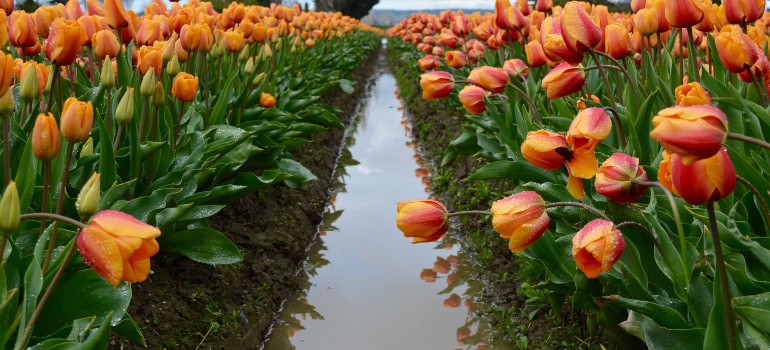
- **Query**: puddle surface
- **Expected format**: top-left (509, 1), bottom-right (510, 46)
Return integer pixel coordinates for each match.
top-left (262, 69), bottom-right (502, 350)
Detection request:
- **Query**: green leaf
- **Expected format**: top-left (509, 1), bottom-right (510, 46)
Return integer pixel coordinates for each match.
top-left (16, 258), bottom-right (43, 348)
top-left (621, 313), bottom-right (704, 350)
top-left (112, 314), bottom-right (145, 347)
top-left (97, 117), bottom-right (117, 191)
top-left (15, 140), bottom-right (37, 214)
top-left (279, 158), bottom-right (317, 188)
top-left (466, 160), bottom-right (556, 183)
top-left (338, 79), bottom-right (355, 94)
top-left (608, 295), bottom-right (690, 329)
top-left (159, 228), bottom-right (242, 265)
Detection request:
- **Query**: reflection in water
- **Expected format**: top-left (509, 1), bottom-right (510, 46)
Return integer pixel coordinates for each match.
top-left (262, 70), bottom-right (510, 349)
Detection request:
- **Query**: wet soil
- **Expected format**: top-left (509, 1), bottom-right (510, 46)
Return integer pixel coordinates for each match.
top-left (112, 46), bottom-right (381, 350)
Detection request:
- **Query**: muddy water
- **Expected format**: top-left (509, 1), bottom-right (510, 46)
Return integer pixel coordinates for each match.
top-left (261, 69), bottom-right (500, 350)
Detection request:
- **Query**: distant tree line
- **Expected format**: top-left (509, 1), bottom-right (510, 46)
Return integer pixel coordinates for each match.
top-left (315, 0), bottom-right (379, 19)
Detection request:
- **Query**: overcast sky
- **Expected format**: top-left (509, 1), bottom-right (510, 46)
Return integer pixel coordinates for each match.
top-left (372, 0), bottom-right (493, 10)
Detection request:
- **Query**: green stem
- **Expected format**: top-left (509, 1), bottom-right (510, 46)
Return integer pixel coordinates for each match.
top-left (687, 27), bottom-right (701, 83)
top-left (706, 202), bottom-right (736, 350)
top-left (545, 202), bottom-right (609, 220)
top-left (46, 66), bottom-right (60, 113)
top-left (728, 132), bottom-right (770, 150)
top-left (446, 210), bottom-right (491, 217)
top-left (112, 124), bottom-right (123, 154)
top-left (3, 117), bottom-right (10, 186)
top-left (0, 231), bottom-right (8, 263)
top-left (38, 161), bottom-right (51, 236)
top-left (589, 50), bottom-right (626, 149)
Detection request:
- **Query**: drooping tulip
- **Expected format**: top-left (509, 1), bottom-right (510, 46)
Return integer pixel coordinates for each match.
top-left (445, 50), bottom-right (467, 69)
top-left (560, 2), bottom-right (602, 53)
top-left (572, 219), bottom-right (625, 279)
top-left (724, 0), bottom-right (766, 25)
top-left (467, 66), bottom-right (509, 93)
top-left (521, 130), bottom-right (568, 171)
top-left (418, 55), bottom-right (440, 71)
top-left (715, 25), bottom-right (759, 73)
top-left (458, 85), bottom-right (487, 115)
top-left (396, 200), bottom-right (449, 243)
top-left (420, 71), bottom-right (454, 100)
top-left (76, 210), bottom-right (161, 286)
top-left (503, 59), bottom-right (528, 78)
top-left (60, 98), bottom-right (94, 143)
top-left (541, 62), bottom-right (586, 99)
top-left (491, 191), bottom-right (550, 253)
top-left (32, 113), bottom-right (60, 161)
top-left (595, 153), bottom-right (648, 203)
top-left (650, 105), bottom-right (728, 164)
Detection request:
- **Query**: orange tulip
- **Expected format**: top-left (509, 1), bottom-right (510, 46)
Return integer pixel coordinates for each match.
top-left (65, 0), bottom-right (85, 20)
top-left (32, 113), bottom-right (60, 161)
top-left (503, 59), bottom-right (528, 78)
top-left (675, 82), bottom-right (712, 106)
top-left (77, 15), bottom-right (108, 45)
top-left (33, 6), bottom-right (58, 38)
top-left (541, 62), bottom-right (586, 99)
top-left (572, 219), bottom-right (625, 279)
top-left (595, 153), bottom-right (648, 203)
top-left (45, 19), bottom-right (88, 66)
top-left (724, 0), bottom-right (765, 25)
top-left (0, 53), bottom-right (13, 100)
top-left (458, 85), bottom-right (487, 115)
top-left (671, 148), bottom-right (736, 205)
top-left (604, 23), bottom-right (633, 59)
top-left (634, 8), bottom-right (660, 36)
top-left (525, 41), bottom-right (548, 67)
top-left (0, 0), bottom-right (11, 16)
top-left (418, 55), bottom-right (440, 71)
top-left (494, 0), bottom-right (513, 30)
top-left (171, 72), bottom-right (198, 102)
top-left (420, 71), bottom-right (454, 100)
top-left (104, 0), bottom-right (130, 29)
top-left (521, 130), bottom-right (568, 171)
top-left (138, 46), bottom-right (163, 76)
top-left (180, 23), bottom-right (214, 52)
top-left (542, 18), bottom-right (584, 64)
top-left (396, 200), bottom-right (449, 244)
top-left (60, 97), bottom-right (94, 143)
top-left (566, 108), bottom-right (612, 178)
top-left (136, 17), bottom-right (163, 46)
top-left (19, 61), bottom-right (49, 98)
top-left (491, 191), bottom-right (550, 253)
top-left (223, 30), bottom-right (244, 52)
top-left (664, 0), bottom-right (704, 28)
top-left (650, 105), bottom-right (728, 164)
top-left (516, 0), bottom-right (531, 15)
top-left (259, 92), bottom-right (276, 109)
top-left (467, 66), bottom-right (509, 93)
top-left (715, 25), bottom-right (759, 73)
top-left (631, 0), bottom-right (647, 13)
top-left (658, 151), bottom-right (679, 195)
top-left (93, 30), bottom-right (120, 60)
top-left (76, 210), bottom-right (161, 286)
top-left (560, 2), bottom-right (602, 53)
top-left (535, 0), bottom-right (553, 12)
top-left (9, 11), bottom-right (39, 48)
top-left (445, 50), bottom-right (467, 69)
top-left (86, 0), bottom-right (104, 16)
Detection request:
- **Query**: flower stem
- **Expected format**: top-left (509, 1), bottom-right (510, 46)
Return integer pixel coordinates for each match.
top-left (446, 210), bottom-right (491, 217)
top-left (138, 99), bottom-right (148, 142)
top-left (46, 66), bottom-right (60, 113)
top-left (0, 231), bottom-right (8, 263)
top-left (174, 101), bottom-right (186, 149)
top-left (506, 82), bottom-right (542, 124)
top-left (589, 50), bottom-right (626, 150)
top-left (687, 27), bottom-right (701, 83)
top-left (727, 132), bottom-right (770, 150)
top-left (616, 221), bottom-right (662, 253)
top-left (203, 54), bottom-right (210, 126)
top-left (3, 117), bottom-right (10, 186)
top-left (42, 142), bottom-right (74, 274)
top-left (20, 213), bottom-right (86, 229)
top-left (545, 202), bottom-right (609, 220)
top-left (706, 202), bottom-right (736, 350)
top-left (38, 161), bottom-right (51, 236)
top-left (594, 50), bottom-right (643, 105)
top-left (105, 89), bottom-right (112, 136)
top-left (112, 124), bottom-right (123, 153)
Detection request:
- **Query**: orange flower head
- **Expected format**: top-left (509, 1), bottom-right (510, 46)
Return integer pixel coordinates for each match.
top-left (458, 85), bottom-right (487, 115)
top-left (0, 53), bottom-right (13, 100)
top-left (19, 61), bottom-right (48, 98)
top-left (418, 55), bottom-right (440, 71)
top-left (171, 72), bottom-right (198, 101)
top-left (65, 0), bottom-right (85, 20)
top-left (503, 59), bottom-right (529, 78)
top-left (541, 62), bottom-right (586, 99)
top-left (9, 11), bottom-right (39, 48)
top-left (93, 30), bottom-right (120, 60)
top-left (60, 97), bottom-right (94, 143)
top-left (32, 113), bottom-right (60, 161)
top-left (420, 71), bottom-right (454, 100)
top-left (651, 105), bottom-right (728, 164)
top-left (138, 45), bottom-right (163, 76)
top-left (0, 0), bottom-right (11, 16)
top-left (572, 219), bottom-right (625, 278)
top-left (136, 17), bottom-right (163, 46)
top-left (223, 30), bottom-right (245, 52)
top-left (595, 153), bottom-right (648, 203)
top-left (45, 19), bottom-right (88, 66)
top-left (104, 0), bottom-right (130, 29)
top-left (664, 0), bottom-right (704, 28)
top-left (634, 8), bottom-right (660, 36)
top-left (715, 25), bottom-right (759, 73)
top-left (671, 148), bottom-right (736, 205)
top-left (631, 0), bottom-right (647, 13)
top-left (76, 210), bottom-right (161, 286)
top-left (525, 41), bottom-right (548, 67)
top-left (535, 0), bottom-right (553, 12)
top-left (675, 82), bottom-right (712, 106)
top-left (490, 191), bottom-right (550, 253)
top-left (468, 66), bottom-right (509, 93)
top-left (33, 6), bottom-right (58, 38)
top-left (725, 0), bottom-right (765, 25)
top-left (396, 200), bottom-right (449, 244)
top-left (87, 0), bottom-right (104, 16)
top-left (521, 130), bottom-right (568, 171)
top-left (259, 92), bottom-right (277, 109)
top-left (560, 2), bottom-right (602, 53)
top-left (604, 23), bottom-right (632, 59)
top-left (565, 108), bottom-right (612, 184)
top-left (657, 150), bottom-right (679, 195)
top-left (445, 50), bottom-right (467, 69)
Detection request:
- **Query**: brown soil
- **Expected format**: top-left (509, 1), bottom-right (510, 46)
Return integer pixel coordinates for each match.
top-left (112, 46), bottom-right (381, 350)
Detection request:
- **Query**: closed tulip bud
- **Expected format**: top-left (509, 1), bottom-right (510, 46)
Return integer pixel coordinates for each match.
top-left (604, 24), bottom-right (633, 59)
top-left (81, 137), bottom-right (94, 157)
top-left (671, 148), bottom-right (736, 204)
top-left (100, 57), bottom-right (115, 89)
top-left (93, 30), bottom-right (120, 60)
top-left (166, 55), bottom-right (180, 76)
top-left (716, 25), bottom-right (759, 73)
top-left (171, 72), bottom-right (198, 102)
top-left (560, 2), bottom-right (602, 53)
top-left (665, 0), bottom-right (704, 28)
top-left (115, 88), bottom-right (134, 125)
top-left (467, 66), bottom-right (509, 93)
top-left (491, 191), bottom-right (550, 253)
top-left (535, 0), bottom-right (553, 12)
top-left (651, 105), bottom-right (728, 164)
top-left (725, 0), bottom-right (765, 25)
top-left (458, 85), bottom-right (487, 115)
top-left (521, 130), bottom-right (568, 171)
top-left (445, 50), bottom-right (467, 69)
top-left (503, 59), bottom-right (529, 78)
top-left (162, 34), bottom-right (177, 62)
top-left (259, 92), bottom-right (276, 109)
top-left (572, 219), bottom-right (625, 278)
top-left (675, 82), bottom-right (712, 106)
top-left (595, 153), bottom-right (648, 203)
top-left (0, 88), bottom-right (13, 117)
top-left (396, 200), bottom-right (449, 244)
top-left (418, 55), bottom-right (440, 71)
top-left (151, 81), bottom-right (164, 107)
top-left (525, 41), bottom-right (548, 67)
top-left (252, 72), bottom-right (266, 86)
top-left (541, 62), bottom-right (586, 99)
top-left (45, 19), bottom-right (88, 66)
top-left (140, 70), bottom-right (156, 96)
top-left (420, 71), bottom-right (454, 100)
top-left (76, 210), bottom-right (161, 285)
top-left (631, 0), bottom-right (647, 13)
top-left (0, 53), bottom-right (13, 100)
top-left (238, 45), bottom-right (250, 62)
top-left (634, 8), bottom-right (660, 36)
top-left (60, 97), bottom-right (94, 143)
top-left (20, 65), bottom-right (37, 102)
top-left (0, 182), bottom-right (19, 233)
top-left (32, 113), bottom-right (60, 161)
top-left (76, 172), bottom-right (100, 218)
top-left (244, 57), bottom-right (255, 75)
top-left (262, 43), bottom-right (273, 58)
top-left (138, 46), bottom-right (163, 76)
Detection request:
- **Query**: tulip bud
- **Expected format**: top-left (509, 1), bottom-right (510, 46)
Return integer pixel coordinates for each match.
top-left (503, 59), bottom-right (529, 79)
top-left (166, 55), bottom-right (180, 77)
top-left (418, 55), bottom-right (440, 71)
top-left (115, 88), bottom-right (134, 125)
top-left (259, 92), bottom-right (276, 109)
top-left (0, 182), bottom-right (19, 233)
top-left (262, 43), bottom-right (272, 58)
top-left (671, 148), bottom-right (736, 205)
top-left (650, 105), bottom-right (728, 164)
top-left (60, 97), bottom-right (94, 143)
top-left (81, 137), bottom-right (94, 157)
top-left (151, 81), bottom-right (164, 107)
top-left (541, 62), bottom-right (586, 99)
top-left (491, 191), bottom-right (550, 253)
top-left (162, 33), bottom-right (177, 62)
top-left (467, 66), bottom-right (509, 93)
top-left (76, 172), bottom-right (100, 218)
top-left (244, 57), bottom-right (255, 75)
top-left (396, 200), bottom-right (449, 243)
top-left (572, 219), bottom-right (625, 278)
top-left (595, 153), bottom-right (649, 203)
top-left (458, 85), bottom-right (487, 115)
top-left (0, 88), bottom-right (14, 117)
top-left (45, 67), bottom-right (54, 93)
top-left (675, 82), bottom-right (712, 106)
top-left (445, 50), bottom-right (467, 69)
top-left (238, 45), bottom-right (250, 61)
top-left (560, 2), bottom-right (602, 53)
top-left (420, 71), bottom-right (454, 100)
top-left (140, 70), bottom-right (156, 96)
top-left (32, 113), bottom-right (60, 161)
top-left (101, 56), bottom-right (115, 89)
top-left (20, 67), bottom-right (37, 102)
top-left (171, 72), bottom-right (198, 102)
top-left (252, 72), bottom-right (266, 86)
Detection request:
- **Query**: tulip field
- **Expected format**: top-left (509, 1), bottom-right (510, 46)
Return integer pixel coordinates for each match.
top-left (391, 0), bottom-right (770, 348)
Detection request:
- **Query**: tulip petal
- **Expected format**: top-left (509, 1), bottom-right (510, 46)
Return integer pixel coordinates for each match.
top-left (508, 213), bottom-right (549, 253)
top-left (77, 225), bottom-right (123, 286)
top-left (91, 210), bottom-right (161, 239)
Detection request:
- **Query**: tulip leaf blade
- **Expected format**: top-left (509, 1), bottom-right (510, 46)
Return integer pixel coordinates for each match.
top-left (159, 228), bottom-right (242, 265)
top-left (466, 160), bottom-right (556, 183)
